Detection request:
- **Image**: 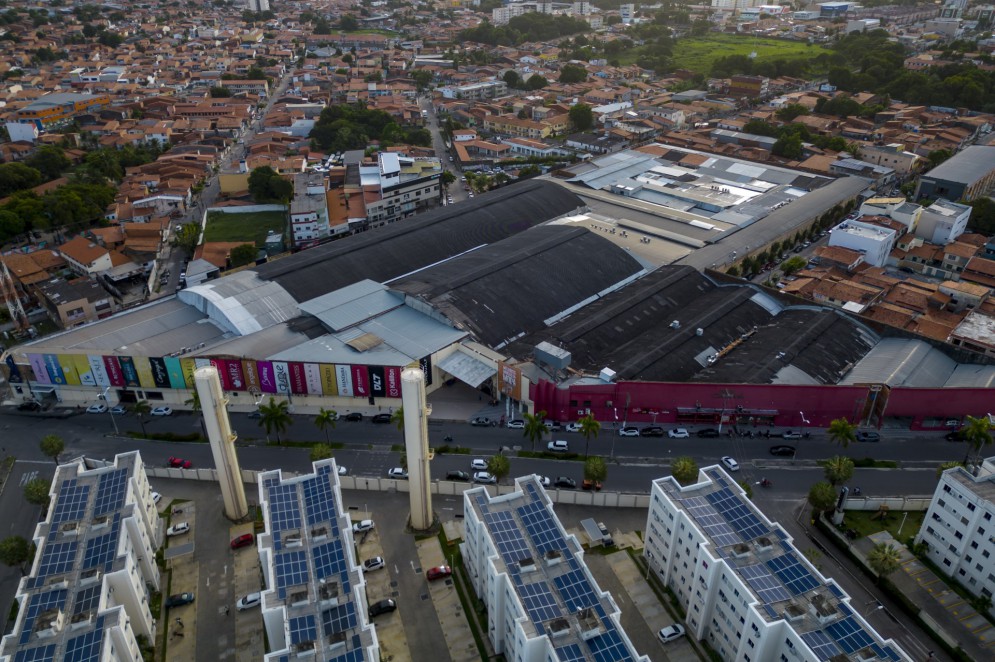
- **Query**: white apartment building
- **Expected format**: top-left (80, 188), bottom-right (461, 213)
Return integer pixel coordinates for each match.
top-left (644, 467), bottom-right (910, 662)
top-left (858, 197), bottom-right (922, 232)
top-left (828, 219), bottom-right (897, 267)
top-left (290, 173), bottom-right (331, 248)
top-left (462, 476), bottom-right (649, 662)
top-left (916, 457), bottom-right (995, 608)
top-left (619, 3), bottom-right (636, 22)
top-left (257, 460), bottom-right (380, 661)
top-left (914, 198), bottom-right (971, 245)
top-left (0, 451), bottom-right (163, 662)
top-left (361, 152), bottom-right (442, 228)
top-left (439, 80), bottom-right (509, 101)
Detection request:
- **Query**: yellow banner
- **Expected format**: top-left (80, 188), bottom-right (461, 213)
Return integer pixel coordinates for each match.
top-left (58, 354), bottom-right (81, 386)
top-left (180, 359), bottom-right (197, 387)
top-left (134, 357), bottom-right (156, 389)
top-left (319, 363), bottom-right (338, 396)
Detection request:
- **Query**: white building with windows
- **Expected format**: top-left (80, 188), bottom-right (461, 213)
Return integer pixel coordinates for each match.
top-left (916, 457), bottom-right (995, 608)
top-left (462, 475), bottom-right (649, 662)
top-left (361, 152), bottom-right (442, 228)
top-left (828, 219), bottom-right (897, 267)
top-left (0, 451), bottom-right (162, 662)
top-left (644, 466), bottom-right (910, 662)
top-left (914, 198), bottom-right (972, 246)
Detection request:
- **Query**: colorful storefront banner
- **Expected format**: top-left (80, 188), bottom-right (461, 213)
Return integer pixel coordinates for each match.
top-left (87, 355), bottom-right (110, 387)
top-left (180, 358), bottom-right (197, 388)
top-left (257, 361), bottom-right (277, 393)
top-left (44, 354), bottom-right (67, 385)
top-left (134, 357), bottom-right (157, 389)
top-left (5, 354), bottom-right (23, 384)
top-left (335, 364), bottom-right (353, 397)
top-left (368, 365), bottom-right (386, 398)
top-left (242, 359), bottom-right (259, 392)
top-left (350, 365), bottom-right (369, 398)
top-left (303, 363), bottom-right (323, 395)
top-left (103, 356), bottom-right (125, 387)
top-left (70, 355), bottom-right (95, 387)
top-left (28, 354), bottom-right (50, 384)
top-left (319, 363), bottom-right (338, 396)
top-left (420, 355), bottom-right (433, 386)
top-left (289, 362), bottom-right (308, 395)
top-left (149, 357), bottom-right (171, 389)
top-left (385, 366), bottom-right (402, 398)
top-left (164, 357), bottom-right (187, 389)
top-left (220, 359), bottom-right (245, 391)
top-left (272, 361), bottom-right (291, 394)
top-left (57, 355), bottom-right (80, 386)
top-left (118, 357), bottom-right (140, 387)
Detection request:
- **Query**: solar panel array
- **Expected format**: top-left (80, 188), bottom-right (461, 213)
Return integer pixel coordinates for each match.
top-left (554, 644), bottom-right (586, 662)
top-left (303, 467), bottom-right (338, 529)
top-left (553, 567), bottom-right (598, 612)
top-left (93, 469), bottom-right (128, 517)
top-left (519, 581), bottom-right (559, 624)
top-left (738, 564), bottom-right (791, 604)
top-left (826, 616), bottom-right (876, 655)
top-left (82, 514), bottom-right (121, 572)
top-left (801, 629), bottom-right (839, 660)
top-left (19, 589), bottom-right (68, 645)
top-left (587, 619), bottom-right (634, 662)
top-left (73, 585), bottom-right (101, 616)
top-left (322, 603), bottom-right (359, 636)
top-left (312, 539), bottom-right (349, 591)
top-left (517, 500), bottom-right (567, 555)
top-left (268, 483), bottom-right (302, 536)
top-left (63, 616), bottom-right (105, 662)
top-left (51, 481), bottom-right (90, 525)
top-left (35, 542), bottom-right (78, 583)
top-left (683, 496), bottom-right (740, 547)
top-left (484, 510), bottom-right (531, 566)
top-left (289, 615), bottom-right (317, 645)
top-left (13, 645), bottom-right (56, 662)
top-left (329, 650), bottom-right (366, 662)
top-left (275, 550), bottom-right (309, 598)
top-left (705, 487), bottom-right (769, 542)
top-left (766, 553), bottom-right (819, 596)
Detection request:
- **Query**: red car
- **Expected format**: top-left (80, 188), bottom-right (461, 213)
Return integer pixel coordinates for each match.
top-left (426, 565), bottom-right (452, 581)
top-left (167, 457), bottom-right (192, 469)
top-left (230, 533), bottom-right (254, 549)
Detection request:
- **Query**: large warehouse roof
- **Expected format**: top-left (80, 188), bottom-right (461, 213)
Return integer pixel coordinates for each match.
top-left (254, 179), bottom-right (585, 302)
top-left (392, 225), bottom-right (645, 348)
top-left (920, 145), bottom-right (995, 185)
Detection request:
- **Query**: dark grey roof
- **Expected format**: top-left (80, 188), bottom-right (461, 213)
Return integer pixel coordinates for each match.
top-left (253, 180), bottom-right (584, 303)
top-left (921, 145), bottom-right (995, 185)
top-left (392, 225), bottom-right (643, 348)
top-left (506, 266), bottom-right (877, 384)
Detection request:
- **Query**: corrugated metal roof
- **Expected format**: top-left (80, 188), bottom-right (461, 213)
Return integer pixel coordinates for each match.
top-left (299, 280), bottom-right (403, 332)
top-left (922, 145), bottom-right (995, 185)
top-left (181, 270), bottom-right (299, 336)
top-left (436, 349), bottom-right (496, 388)
top-left (840, 338), bottom-right (954, 386)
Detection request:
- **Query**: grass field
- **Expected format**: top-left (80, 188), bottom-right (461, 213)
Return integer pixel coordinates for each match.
top-left (203, 210), bottom-right (286, 246)
top-left (620, 33), bottom-right (829, 75)
top-left (840, 509), bottom-right (926, 544)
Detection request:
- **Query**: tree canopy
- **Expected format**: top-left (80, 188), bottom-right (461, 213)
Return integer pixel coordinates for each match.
top-left (248, 166), bottom-right (293, 204)
top-left (569, 103), bottom-right (594, 131)
top-left (460, 14), bottom-right (591, 46)
top-left (310, 103), bottom-right (432, 153)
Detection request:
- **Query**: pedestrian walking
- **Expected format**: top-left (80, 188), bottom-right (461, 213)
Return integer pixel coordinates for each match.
top-left (224, 605), bottom-right (230, 616)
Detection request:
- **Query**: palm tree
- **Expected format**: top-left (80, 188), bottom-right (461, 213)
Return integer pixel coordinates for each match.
top-left (132, 400), bottom-right (151, 437)
top-left (671, 456), bottom-right (699, 486)
top-left (584, 456), bottom-right (607, 486)
top-left (523, 410), bottom-right (548, 452)
top-left (258, 397), bottom-right (293, 442)
top-left (963, 415), bottom-right (994, 471)
top-left (578, 413), bottom-right (600, 458)
top-left (827, 417), bottom-right (857, 448)
top-left (808, 481), bottom-right (836, 515)
top-left (184, 390), bottom-right (201, 412)
top-left (487, 454), bottom-right (510, 484)
top-left (314, 408), bottom-right (337, 444)
top-left (867, 542), bottom-right (902, 583)
top-left (39, 434), bottom-right (64, 463)
top-left (823, 455), bottom-right (854, 487)
top-left (310, 443), bottom-right (333, 463)
top-left (391, 406), bottom-right (404, 432)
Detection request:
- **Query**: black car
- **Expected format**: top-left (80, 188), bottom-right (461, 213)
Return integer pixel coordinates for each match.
top-left (165, 593), bottom-right (195, 608)
top-left (640, 426), bottom-right (665, 437)
top-left (553, 476), bottom-right (577, 489)
top-left (856, 431), bottom-right (880, 442)
top-left (946, 430), bottom-right (968, 442)
top-left (17, 401), bottom-right (41, 412)
top-left (769, 445), bottom-right (796, 457)
top-left (446, 470), bottom-right (470, 482)
top-left (697, 428), bottom-right (720, 438)
top-left (371, 413), bottom-right (392, 423)
top-left (343, 412), bottom-right (363, 422)
top-left (369, 598), bottom-right (397, 618)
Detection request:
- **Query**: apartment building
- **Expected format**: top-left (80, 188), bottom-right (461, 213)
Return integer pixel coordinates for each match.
top-left (916, 145), bottom-right (995, 202)
top-left (439, 81), bottom-right (508, 101)
top-left (13, 92), bottom-right (111, 129)
top-left (828, 219), bottom-right (897, 267)
top-left (914, 199), bottom-right (971, 245)
top-left (257, 460), bottom-right (380, 661)
top-left (0, 451), bottom-right (162, 662)
top-left (361, 152), bottom-right (441, 228)
top-left (644, 467), bottom-right (910, 661)
top-left (462, 476), bottom-right (648, 662)
top-left (290, 173), bottom-right (331, 248)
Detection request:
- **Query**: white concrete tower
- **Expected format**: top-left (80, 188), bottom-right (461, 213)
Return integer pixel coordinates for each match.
top-left (194, 366), bottom-right (248, 520)
top-left (401, 367), bottom-right (433, 530)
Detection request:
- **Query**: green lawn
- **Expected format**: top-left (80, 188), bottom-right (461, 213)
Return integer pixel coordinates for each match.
top-left (840, 509), bottom-right (926, 544)
top-left (203, 210), bottom-right (286, 246)
top-left (619, 33), bottom-right (829, 75)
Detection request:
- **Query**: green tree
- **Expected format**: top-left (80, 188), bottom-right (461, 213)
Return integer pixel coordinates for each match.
top-left (39, 434), bottom-right (64, 463)
top-left (248, 166), bottom-right (293, 204)
top-left (781, 255), bottom-right (807, 276)
top-left (823, 455), bottom-right (854, 486)
top-left (257, 397), bottom-right (293, 442)
top-left (440, 170), bottom-right (456, 187)
top-left (559, 63), bottom-right (587, 83)
top-left (525, 74), bottom-right (548, 90)
top-left (772, 134), bottom-right (803, 159)
top-left (410, 69), bottom-right (433, 90)
top-left (867, 542), bottom-right (902, 582)
top-left (578, 412), bottom-right (600, 458)
top-left (827, 417), bottom-right (857, 448)
top-left (228, 243), bottom-right (257, 268)
top-left (172, 222), bottom-right (200, 256)
top-left (183, 389), bottom-right (201, 412)
top-left (391, 406), bottom-right (404, 432)
top-left (24, 477), bottom-right (51, 511)
top-left (808, 481), bottom-right (836, 514)
top-left (310, 443), bottom-right (333, 462)
top-left (775, 103), bottom-right (809, 122)
top-left (569, 103), bottom-right (594, 131)
top-left (314, 408), bottom-right (337, 444)
top-left (523, 410), bottom-right (548, 451)
top-left (963, 414), bottom-right (994, 469)
top-left (339, 14), bottom-right (359, 30)
top-left (209, 86), bottom-right (232, 97)
top-left (487, 453), bottom-right (511, 484)
top-left (671, 456), bottom-right (699, 486)
top-left (936, 460), bottom-right (962, 477)
top-left (503, 70), bottom-right (521, 88)
top-left (25, 145), bottom-right (69, 180)
top-left (0, 536), bottom-right (34, 575)
top-left (926, 149), bottom-right (952, 169)
top-left (584, 455), bottom-right (607, 484)
top-left (0, 162), bottom-right (43, 196)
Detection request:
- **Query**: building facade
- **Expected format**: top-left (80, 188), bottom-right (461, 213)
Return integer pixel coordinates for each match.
top-left (828, 219), bottom-right (897, 267)
top-left (916, 145), bottom-right (995, 202)
top-left (914, 198), bottom-right (971, 245)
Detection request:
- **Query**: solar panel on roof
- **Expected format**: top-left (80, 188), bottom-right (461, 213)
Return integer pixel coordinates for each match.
top-left (93, 469), bottom-right (128, 517)
top-left (82, 514), bottom-right (120, 572)
top-left (302, 469), bottom-right (338, 529)
top-left (13, 645), bottom-right (56, 662)
top-left (520, 581), bottom-right (561, 624)
top-left (738, 564), bottom-right (791, 604)
top-left (275, 550), bottom-right (309, 598)
top-left (267, 484), bottom-right (302, 534)
top-left (73, 585), bottom-right (101, 616)
top-left (555, 643), bottom-right (586, 662)
top-left (828, 583), bottom-right (845, 599)
top-left (587, 621), bottom-right (634, 662)
top-left (801, 629), bottom-right (839, 661)
top-left (763, 604), bottom-right (778, 619)
top-left (705, 487), bottom-right (769, 541)
top-left (518, 500), bottom-right (566, 555)
top-left (881, 645), bottom-right (902, 661)
top-left (322, 603), bottom-right (358, 636)
top-left (36, 541), bottom-right (78, 582)
top-left (826, 616), bottom-right (876, 654)
top-left (329, 651), bottom-right (366, 662)
top-left (289, 615), bottom-right (317, 645)
top-left (313, 539), bottom-right (350, 593)
top-left (838, 603), bottom-right (852, 616)
top-left (51, 481), bottom-right (90, 524)
top-left (485, 510), bottom-right (531, 566)
top-left (766, 553), bottom-right (819, 596)
top-left (63, 615), bottom-right (104, 662)
top-left (19, 589), bottom-right (68, 645)
top-left (553, 569), bottom-right (598, 612)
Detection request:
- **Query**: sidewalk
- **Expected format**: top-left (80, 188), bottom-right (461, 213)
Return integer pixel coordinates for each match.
top-left (414, 534), bottom-right (478, 662)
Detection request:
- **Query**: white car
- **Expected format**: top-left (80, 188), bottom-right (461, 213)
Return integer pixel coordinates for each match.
top-left (473, 471), bottom-right (496, 484)
top-left (151, 491), bottom-right (162, 505)
top-left (236, 592), bottom-right (261, 611)
top-left (668, 428), bottom-right (690, 439)
top-left (547, 440), bottom-right (569, 453)
top-left (721, 456), bottom-right (740, 472)
top-left (535, 475), bottom-right (551, 488)
top-left (387, 467), bottom-right (408, 479)
top-left (338, 466), bottom-right (348, 476)
top-left (166, 522), bottom-right (190, 537)
top-left (618, 427), bottom-right (640, 437)
top-left (658, 623), bottom-right (686, 644)
top-left (363, 556), bottom-right (385, 572)
top-left (506, 420), bottom-right (525, 429)
top-left (352, 520), bottom-right (375, 533)
top-left (470, 458), bottom-right (488, 470)
top-left (86, 404), bottom-right (107, 414)
top-left (150, 406), bottom-right (172, 416)
top-left (565, 422), bottom-right (583, 433)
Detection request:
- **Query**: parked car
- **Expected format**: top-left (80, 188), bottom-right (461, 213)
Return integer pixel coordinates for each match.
top-left (618, 427), bottom-right (640, 437)
top-left (363, 557), bottom-right (386, 572)
top-left (769, 445), bottom-right (796, 457)
top-left (668, 428), bottom-right (690, 439)
top-left (535, 475), bottom-right (551, 488)
top-left (387, 467), bottom-right (408, 479)
top-left (582, 479), bottom-right (603, 491)
top-left (856, 431), bottom-right (880, 442)
top-left (470, 458), bottom-right (488, 470)
top-left (150, 406), bottom-right (172, 416)
top-left (547, 440), bottom-right (569, 452)
top-left (470, 417), bottom-right (491, 427)
top-left (352, 520), bottom-right (375, 533)
top-left (236, 592), bottom-right (261, 611)
top-left (640, 426), bottom-right (665, 437)
top-left (473, 471), bottom-right (496, 484)
top-left (721, 456), bottom-right (740, 472)
top-left (565, 422), bottom-right (583, 433)
top-left (230, 533), bottom-right (254, 549)
top-left (86, 404), bottom-right (107, 414)
top-left (151, 491), bottom-right (162, 505)
top-left (17, 401), bottom-right (41, 412)
top-left (506, 420), bottom-right (525, 429)
top-left (165, 593), bottom-right (195, 608)
top-left (781, 430), bottom-right (803, 440)
top-left (167, 457), bottom-right (192, 469)
top-left (371, 413), bottom-right (392, 423)
top-left (546, 421), bottom-right (562, 432)
top-left (426, 565), bottom-right (452, 581)
top-left (338, 465), bottom-right (348, 476)
top-left (166, 522), bottom-right (190, 537)
top-left (369, 599), bottom-right (397, 618)
top-left (554, 476), bottom-right (577, 489)
top-left (446, 470), bottom-right (470, 482)
top-left (343, 412), bottom-right (363, 422)
top-left (109, 405), bottom-right (127, 415)
top-left (658, 624), bottom-right (686, 644)
top-left (696, 428), bottom-right (720, 438)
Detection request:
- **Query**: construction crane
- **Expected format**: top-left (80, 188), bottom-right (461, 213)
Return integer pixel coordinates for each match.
top-left (0, 258), bottom-right (29, 335)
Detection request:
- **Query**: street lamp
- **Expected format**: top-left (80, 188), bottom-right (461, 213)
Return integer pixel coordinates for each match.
top-left (101, 386), bottom-right (119, 435)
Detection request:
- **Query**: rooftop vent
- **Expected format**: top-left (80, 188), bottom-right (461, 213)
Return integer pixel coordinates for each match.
top-left (328, 631), bottom-right (347, 649)
top-left (519, 557), bottom-right (537, 573)
top-left (60, 522), bottom-right (79, 536)
top-left (310, 526), bottom-right (327, 541)
top-left (80, 568), bottom-right (101, 586)
top-left (289, 589), bottom-right (309, 607)
top-left (91, 515), bottom-right (109, 531)
top-left (545, 549), bottom-right (563, 566)
top-left (577, 607), bottom-right (605, 640)
top-left (732, 543), bottom-right (750, 559)
top-left (284, 529), bottom-right (302, 547)
top-left (810, 593), bottom-right (836, 622)
top-left (547, 617), bottom-right (571, 638)
top-left (318, 580), bottom-right (340, 604)
top-left (755, 537), bottom-right (773, 552)
top-left (783, 603), bottom-right (805, 622)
